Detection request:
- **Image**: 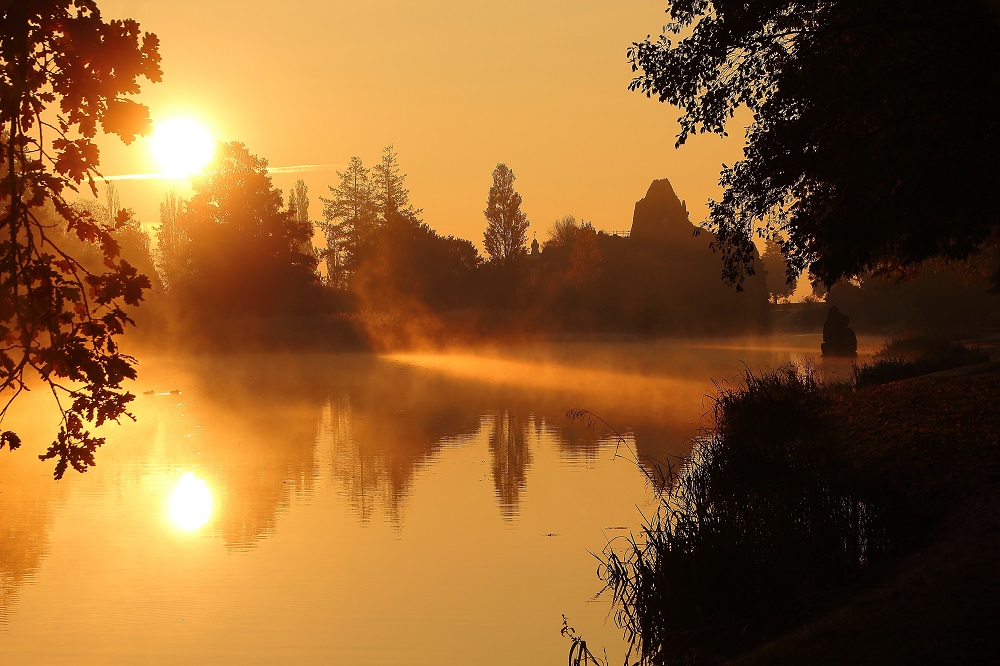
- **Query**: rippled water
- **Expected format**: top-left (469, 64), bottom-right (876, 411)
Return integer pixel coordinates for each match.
top-left (0, 336), bottom-right (851, 664)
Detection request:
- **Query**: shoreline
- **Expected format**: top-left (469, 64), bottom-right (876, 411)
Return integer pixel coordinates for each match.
top-left (733, 364), bottom-right (1000, 664)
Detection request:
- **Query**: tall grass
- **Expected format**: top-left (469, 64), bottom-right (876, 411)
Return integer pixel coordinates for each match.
top-left (599, 365), bottom-right (891, 664)
top-left (853, 335), bottom-right (990, 388)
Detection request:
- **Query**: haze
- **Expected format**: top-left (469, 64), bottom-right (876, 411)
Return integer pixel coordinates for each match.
top-left (4, 1), bottom-right (999, 664)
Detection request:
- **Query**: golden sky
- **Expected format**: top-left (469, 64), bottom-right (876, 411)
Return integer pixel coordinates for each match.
top-left (97, 0), bottom-right (748, 244)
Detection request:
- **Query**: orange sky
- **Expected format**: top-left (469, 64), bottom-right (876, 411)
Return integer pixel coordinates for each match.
top-left (96, 0), bottom-right (748, 246)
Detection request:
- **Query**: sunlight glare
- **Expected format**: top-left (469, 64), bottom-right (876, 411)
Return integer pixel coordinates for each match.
top-left (150, 117), bottom-right (216, 178)
top-left (168, 472), bottom-right (213, 531)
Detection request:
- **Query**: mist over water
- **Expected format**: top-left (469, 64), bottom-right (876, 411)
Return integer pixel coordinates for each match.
top-left (0, 336), bottom-right (862, 664)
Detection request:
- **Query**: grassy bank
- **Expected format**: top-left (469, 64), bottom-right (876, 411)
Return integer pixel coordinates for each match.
top-left (734, 364), bottom-right (1000, 664)
top-left (600, 340), bottom-right (1000, 664)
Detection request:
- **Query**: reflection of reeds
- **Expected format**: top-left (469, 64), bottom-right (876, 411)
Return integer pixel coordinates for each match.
top-left (598, 365), bottom-right (894, 664)
top-left (561, 614), bottom-right (607, 666)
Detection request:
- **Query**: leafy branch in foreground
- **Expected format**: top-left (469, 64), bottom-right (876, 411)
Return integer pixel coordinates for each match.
top-left (630, 0), bottom-right (1000, 288)
top-left (1, 1), bottom-right (160, 478)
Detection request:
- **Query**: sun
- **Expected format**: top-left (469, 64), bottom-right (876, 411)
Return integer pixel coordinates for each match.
top-left (168, 472), bottom-right (213, 531)
top-left (150, 117), bottom-right (216, 178)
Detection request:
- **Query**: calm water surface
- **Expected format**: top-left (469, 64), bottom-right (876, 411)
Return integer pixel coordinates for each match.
top-left (0, 336), bottom-right (859, 664)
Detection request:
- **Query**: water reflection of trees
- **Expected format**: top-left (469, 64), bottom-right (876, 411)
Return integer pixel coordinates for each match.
top-left (0, 344), bottom-right (812, 621)
top-left (323, 362), bottom-right (483, 523)
top-left (487, 410), bottom-right (532, 519)
top-left (176, 354), bottom-right (325, 550)
top-left (0, 465), bottom-right (58, 624)
top-left (325, 396), bottom-right (406, 523)
top-left (211, 403), bottom-right (319, 551)
top-left (140, 349), bottom-right (724, 535)
top-left (318, 356), bottom-right (703, 522)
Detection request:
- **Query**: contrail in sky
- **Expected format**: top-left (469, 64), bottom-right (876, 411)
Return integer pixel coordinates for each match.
top-left (99, 163), bottom-right (341, 181)
top-left (99, 172), bottom-right (163, 181)
top-left (266, 164), bottom-right (342, 174)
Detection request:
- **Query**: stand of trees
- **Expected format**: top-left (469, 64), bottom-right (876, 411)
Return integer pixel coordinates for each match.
top-left (526, 182), bottom-right (770, 334)
top-left (132, 145), bottom-right (770, 342)
top-left (169, 142), bottom-right (320, 316)
top-left (319, 146), bottom-right (479, 313)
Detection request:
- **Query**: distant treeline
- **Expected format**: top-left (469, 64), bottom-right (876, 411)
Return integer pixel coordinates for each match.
top-left (68, 143), bottom-right (999, 349)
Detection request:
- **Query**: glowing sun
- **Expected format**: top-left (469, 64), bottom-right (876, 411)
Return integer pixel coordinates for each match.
top-left (150, 117), bottom-right (216, 178)
top-left (168, 472), bottom-right (213, 531)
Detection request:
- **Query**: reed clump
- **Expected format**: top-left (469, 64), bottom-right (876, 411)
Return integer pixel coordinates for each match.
top-left (852, 335), bottom-right (990, 388)
top-left (601, 364), bottom-right (894, 665)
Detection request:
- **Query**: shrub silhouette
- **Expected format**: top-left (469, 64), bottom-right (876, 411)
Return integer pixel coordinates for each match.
top-left (600, 365), bottom-right (892, 664)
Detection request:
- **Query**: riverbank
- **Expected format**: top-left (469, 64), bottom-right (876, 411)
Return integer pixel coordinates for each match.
top-left (734, 363), bottom-right (1000, 664)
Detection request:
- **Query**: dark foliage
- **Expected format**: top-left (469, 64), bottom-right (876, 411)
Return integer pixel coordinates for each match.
top-left (350, 211), bottom-right (480, 311)
top-left (853, 336), bottom-right (991, 389)
top-left (600, 365), bottom-right (892, 664)
top-left (762, 238), bottom-right (794, 303)
top-left (483, 163), bottom-right (529, 267)
top-left (529, 229), bottom-right (770, 335)
top-left (826, 257), bottom-right (1000, 333)
top-left (630, 0), bottom-right (1000, 288)
top-left (1, 1), bottom-right (159, 477)
top-left (175, 142), bottom-right (321, 317)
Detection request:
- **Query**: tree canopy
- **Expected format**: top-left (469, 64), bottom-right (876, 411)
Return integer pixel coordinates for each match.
top-left (319, 147), bottom-right (424, 291)
top-left (371, 145), bottom-right (418, 221)
top-left (629, 0), bottom-right (1000, 288)
top-left (1, 0), bottom-right (160, 478)
top-left (176, 142), bottom-right (319, 315)
top-left (762, 239), bottom-right (795, 304)
top-left (154, 190), bottom-right (187, 292)
top-left (483, 163), bottom-right (529, 266)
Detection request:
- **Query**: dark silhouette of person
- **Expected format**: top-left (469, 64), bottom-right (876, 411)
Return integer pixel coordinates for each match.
top-left (822, 306), bottom-right (857, 356)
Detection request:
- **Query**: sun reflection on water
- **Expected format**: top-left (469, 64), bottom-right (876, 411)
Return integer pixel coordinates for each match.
top-left (168, 472), bottom-right (213, 531)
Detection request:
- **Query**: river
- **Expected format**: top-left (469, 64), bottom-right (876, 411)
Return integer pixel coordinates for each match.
top-left (0, 335), bottom-right (856, 664)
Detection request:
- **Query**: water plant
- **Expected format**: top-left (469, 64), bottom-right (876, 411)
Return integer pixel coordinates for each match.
top-left (595, 365), bottom-right (893, 664)
top-left (561, 615), bottom-right (607, 666)
top-left (853, 335), bottom-right (990, 388)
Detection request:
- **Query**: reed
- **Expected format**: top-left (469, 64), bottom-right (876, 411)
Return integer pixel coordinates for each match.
top-left (853, 335), bottom-right (989, 388)
top-left (598, 365), bottom-right (892, 664)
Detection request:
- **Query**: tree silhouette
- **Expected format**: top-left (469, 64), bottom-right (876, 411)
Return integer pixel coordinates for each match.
top-left (351, 212), bottom-right (481, 311)
top-left (289, 179), bottom-right (310, 226)
top-left (106, 185), bottom-right (158, 290)
top-left (178, 142), bottom-right (318, 316)
top-left (322, 157), bottom-right (374, 226)
top-left (544, 215), bottom-right (602, 284)
top-left (72, 185), bottom-right (158, 291)
top-left (154, 191), bottom-right (188, 292)
top-left (483, 163), bottom-right (529, 266)
top-left (1, 1), bottom-right (160, 478)
top-left (545, 214), bottom-right (582, 249)
top-left (630, 0), bottom-right (1000, 288)
top-left (762, 239), bottom-right (795, 304)
top-left (320, 156), bottom-right (375, 288)
top-left (287, 178), bottom-right (318, 275)
top-left (371, 145), bottom-right (418, 221)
